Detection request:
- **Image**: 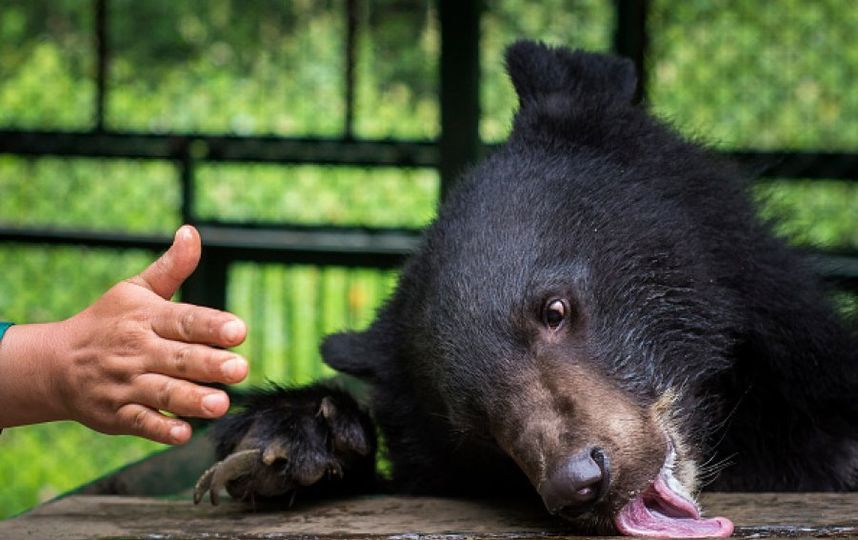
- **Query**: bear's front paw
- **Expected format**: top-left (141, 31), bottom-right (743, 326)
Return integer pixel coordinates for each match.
top-left (194, 394), bottom-right (375, 505)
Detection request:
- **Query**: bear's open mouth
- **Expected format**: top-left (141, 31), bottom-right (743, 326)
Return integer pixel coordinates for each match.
top-left (614, 446), bottom-right (734, 538)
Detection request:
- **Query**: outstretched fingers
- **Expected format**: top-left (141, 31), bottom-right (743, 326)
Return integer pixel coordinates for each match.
top-left (115, 403), bottom-right (192, 445)
top-left (129, 373), bottom-right (230, 420)
top-left (151, 302), bottom-right (247, 349)
top-left (148, 340), bottom-right (248, 385)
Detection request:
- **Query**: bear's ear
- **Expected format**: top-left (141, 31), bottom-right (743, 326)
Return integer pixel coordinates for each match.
top-left (504, 40), bottom-right (637, 107)
top-left (320, 331), bottom-right (379, 380)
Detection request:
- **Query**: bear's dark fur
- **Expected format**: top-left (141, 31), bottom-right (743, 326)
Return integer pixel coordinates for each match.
top-left (195, 41), bottom-right (858, 535)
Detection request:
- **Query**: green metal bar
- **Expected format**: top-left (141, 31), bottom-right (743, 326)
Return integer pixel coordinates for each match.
top-left (0, 130), bottom-right (438, 167)
top-left (613, 0), bottom-right (649, 104)
top-left (438, 0), bottom-right (482, 201)
top-left (344, 0), bottom-right (358, 140)
top-left (0, 224), bottom-right (421, 268)
top-left (175, 144), bottom-right (229, 310)
top-left (94, 0), bottom-right (108, 131)
top-left (180, 248), bottom-right (228, 310)
top-left (3, 130), bottom-right (858, 180)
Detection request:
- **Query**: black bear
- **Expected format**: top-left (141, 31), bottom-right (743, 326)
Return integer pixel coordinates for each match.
top-left (194, 41), bottom-right (858, 537)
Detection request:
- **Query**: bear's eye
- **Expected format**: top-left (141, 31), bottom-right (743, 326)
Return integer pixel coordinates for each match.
top-left (542, 298), bottom-right (569, 330)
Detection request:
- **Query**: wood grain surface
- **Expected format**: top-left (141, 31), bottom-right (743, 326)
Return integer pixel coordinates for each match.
top-left (2, 493), bottom-right (857, 539)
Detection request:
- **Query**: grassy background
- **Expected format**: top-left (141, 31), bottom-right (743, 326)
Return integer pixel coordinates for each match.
top-left (1, 0), bottom-right (858, 518)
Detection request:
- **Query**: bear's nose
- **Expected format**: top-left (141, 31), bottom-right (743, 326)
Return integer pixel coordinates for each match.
top-left (540, 447), bottom-right (609, 515)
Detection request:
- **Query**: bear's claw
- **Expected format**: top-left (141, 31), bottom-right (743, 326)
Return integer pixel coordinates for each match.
top-left (193, 449), bottom-right (262, 505)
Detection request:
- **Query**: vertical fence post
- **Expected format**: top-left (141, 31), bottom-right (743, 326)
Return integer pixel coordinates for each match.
top-left (438, 0), bottom-right (482, 202)
top-left (94, 0), bottom-right (108, 131)
top-left (177, 144), bottom-right (228, 310)
top-left (613, 0), bottom-right (649, 104)
top-left (181, 246), bottom-right (228, 311)
top-left (344, 0), bottom-right (358, 140)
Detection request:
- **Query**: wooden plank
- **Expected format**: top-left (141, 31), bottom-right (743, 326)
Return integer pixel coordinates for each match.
top-left (2, 493), bottom-right (857, 539)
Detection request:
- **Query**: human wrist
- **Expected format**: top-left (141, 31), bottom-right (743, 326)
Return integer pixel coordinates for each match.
top-left (0, 322), bottom-right (69, 427)
top-left (43, 317), bottom-right (80, 423)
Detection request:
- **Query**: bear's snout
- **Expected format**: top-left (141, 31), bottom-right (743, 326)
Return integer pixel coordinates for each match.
top-left (487, 362), bottom-right (670, 526)
top-left (540, 446), bottom-right (610, 516)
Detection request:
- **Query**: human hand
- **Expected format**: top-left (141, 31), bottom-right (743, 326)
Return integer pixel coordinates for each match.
top-left (49, 225), bottom-right (248, 444)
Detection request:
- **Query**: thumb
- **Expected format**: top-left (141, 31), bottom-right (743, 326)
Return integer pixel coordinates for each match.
top-left (134, 225), bottom-right (201, 299)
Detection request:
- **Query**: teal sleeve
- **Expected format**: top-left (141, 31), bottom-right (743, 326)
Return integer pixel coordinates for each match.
top-left (0, 322), bottom-right (10, 435)
top-left (0, 322), bottom-right (13, 342)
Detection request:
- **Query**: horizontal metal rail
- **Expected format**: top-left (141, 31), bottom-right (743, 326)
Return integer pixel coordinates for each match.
top-left (729, 151), bottom-right (858, 180)
top-left (1, 225), bottom-right (856, 289)
top-left (0, 224), bottom-right (421, 269)
top-left (3, 130), bottom-right (858, 180)
top-left (2, 130), bottom-right (857, 291)
top-left (0, 130), bottom-right (438, 167)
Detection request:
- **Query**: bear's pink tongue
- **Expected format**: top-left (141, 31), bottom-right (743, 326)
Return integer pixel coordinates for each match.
top-left (615, 476), bottom-right (734, 538)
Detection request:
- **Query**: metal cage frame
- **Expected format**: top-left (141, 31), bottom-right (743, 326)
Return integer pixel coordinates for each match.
top-left (1, 0), bottom-right (856, 316)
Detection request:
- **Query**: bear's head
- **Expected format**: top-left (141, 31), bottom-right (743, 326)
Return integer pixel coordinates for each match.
top-left (323, 41), bottom-right (739, 537)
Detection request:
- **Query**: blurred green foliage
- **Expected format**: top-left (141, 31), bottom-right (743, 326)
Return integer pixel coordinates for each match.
top-left (196, 163), bottom-right (438, 226)
top-left (650, 0), bottom-right (858, 150)
top-left (0, 156), bottom-right (180, 233)
top-left (108, 0), bottom-right (347, 135)
top-left (0, 1), bottom-right (94, 128)
top-left (754, 179), bottom-right (858, 247)
top-left (1, 0), bottom-right (857, 520)
top-left (228, 263), bottom-right (399, 387)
